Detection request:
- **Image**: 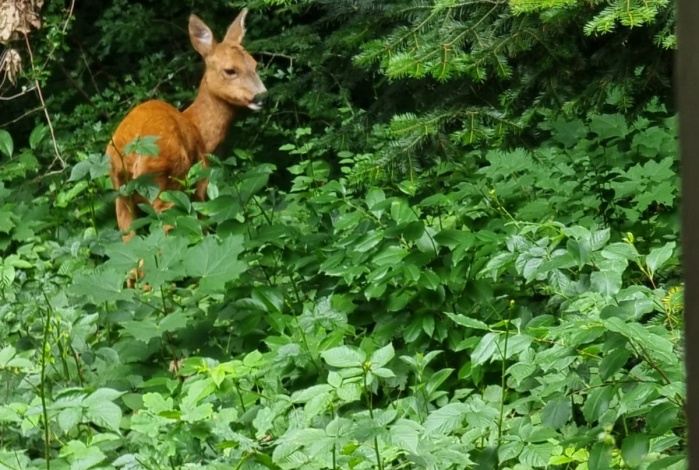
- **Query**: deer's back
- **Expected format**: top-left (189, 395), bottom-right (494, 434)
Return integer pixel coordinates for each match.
top-left (107, 100), bottom-right (205, 189)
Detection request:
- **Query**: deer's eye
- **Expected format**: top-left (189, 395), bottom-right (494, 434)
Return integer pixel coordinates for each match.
top-left (223, 68), bottom-right (238, 77)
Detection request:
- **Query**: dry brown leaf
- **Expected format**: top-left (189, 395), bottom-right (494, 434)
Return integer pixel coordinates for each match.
top-left (0, 0), bottom-right (44, 45)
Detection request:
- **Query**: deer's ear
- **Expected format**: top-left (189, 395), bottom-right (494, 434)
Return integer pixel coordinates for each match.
top-left (223, 8), bottom-right (248, 44)
top-left (189, 14), bottom-right (216, 57)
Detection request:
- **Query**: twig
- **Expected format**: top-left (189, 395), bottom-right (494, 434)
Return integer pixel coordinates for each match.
top-left (0, 105), bottom-right (42, 127)
top-left (0, 85), bottom-right (37, 100)
top-left (24, 34), bottom-right (66, 170)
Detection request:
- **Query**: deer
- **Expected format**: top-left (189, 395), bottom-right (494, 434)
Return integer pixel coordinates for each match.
top-left (106, 9), bottom-right (267, 250)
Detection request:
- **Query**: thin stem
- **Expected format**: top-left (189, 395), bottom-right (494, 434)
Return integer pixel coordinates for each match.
top-left (23, 34), bottom-right (65, 171)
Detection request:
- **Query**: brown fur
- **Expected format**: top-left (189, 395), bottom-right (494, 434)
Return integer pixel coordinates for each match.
top-left (107, 9), bottom-right (266, 243)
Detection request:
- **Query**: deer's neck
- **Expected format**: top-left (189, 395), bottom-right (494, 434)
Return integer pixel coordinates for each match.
top-left (183, 80), bottom-right (237, 154)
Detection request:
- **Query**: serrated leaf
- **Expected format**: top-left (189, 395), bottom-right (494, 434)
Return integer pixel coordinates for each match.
top-left (183, 235), bottom-right (247, 292)
top-left (70, 270), bottom-right (134, 304)
top-left (85, 400), bottom-right (122, 433)
top-left (423, 402), bottom-right (468, 435)
top-left (123, 135), bottom-right (160, 157)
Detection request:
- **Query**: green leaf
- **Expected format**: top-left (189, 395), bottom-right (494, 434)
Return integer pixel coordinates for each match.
top-left (590, 270), bottom-right (622, 298)
top-left (85, 401), bottom-right (122, 433)
top-left (353, 230), bottom-right (384, 253)
top-left (582, 386), bottom-right (615, 423)
top-left (123, 135), bottom-right (160, 157)
top-left (0, 265), bottom-right (15, 288)
top-left (29, 124), bottom-right (49, 150)
top-left (58, 408), bottom-right (82, 433)
top-left (0, 130), bottom-right (13, 158)
top-left (425, 368), bottom-right (453, 396)
top-left (444, 312), bottom-right (489, 330)
top-left (599, 348), bottom-right (631, 380)
top-left (472, 332), bottom-right (498, 365)
top-left (588, 443), bottom-right (613, 470)
top-left (0, 346), bottom-right (16, 368)
top-left (70, 270), bottom-right (134, 304)
top-left (125, 174), bottom-right (160, 202)
top-left (372, 245), bottom-right (408, 266)
top-left (423, 402), bottom-right (468, 435)
top-left (369, 343), bottom-right (394, 368)
top-left (621, 433), bottom-right (649, 467)
top-left (645, 242), bottom-right (675, 277)
top-left (183, 235), bottom-right (247, 292)
top-left (541, 396), bottom-right (571, 429)
top-left (321, 346), bottom-right (365, 368)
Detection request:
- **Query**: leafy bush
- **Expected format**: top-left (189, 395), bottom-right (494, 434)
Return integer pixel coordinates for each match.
top-left (0, 0), bottom-right (682, 468)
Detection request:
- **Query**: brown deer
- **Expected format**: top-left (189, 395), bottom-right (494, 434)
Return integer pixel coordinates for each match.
top-left (107, 9), bottom-right (266, 245)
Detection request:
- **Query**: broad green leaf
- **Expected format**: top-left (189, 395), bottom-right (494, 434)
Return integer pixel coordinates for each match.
top-left (366, 188), bottom-right (386, 212)
top-left (520, 442), bottom-right (557, 467)
top-left (601, 242), bottom-right (639, 261)
top-left (425, 368), bottom-right (453, 396)
top-left (121, 317), bottom-right (159, 343)
top-left (590, 270), bottom-right (622, 298)
top-left (582, 385), bottom-right (615, 423)
top-left (292, 385), bottom-right (334, 403)
top-left (69, 160), bottom-right (91, 182)
top-left (567, 238), bottom-right (591, 267)
top-left (159, 190), bottom-right (192, 213)
top-left (369, 343), bottom-right (394, 368)
top-left (0, 346), bottom-right (16, 368)
top-left (621, 433), bottom-right (649, 467)
top-left (444, 312), bottom-right (489, 330)
top-left (472, 332), bottom-right (498, 365)
top-left (599, 348), bottom-right (631, 380)
top-left (125, 174), bottom-right (160, 202)
top-left (645, 242), bottom-right (675, 277)
top-left (372, 245), bottom-right (408, 266)
top-left (588, 443), bottom-right (613, 470)
top-left (389, 419), bottom-right (422, 454)
top-left (541, 396), bottom-right (571, 429)
top-left (321, 346), bottom-right (365, 368)
top-left (353, 230), bottom-right (384, 253)
top-left (29, 124), bottom-right (48, 149)
top-left (183, 235), bottom-right (247, 292)
top-left (390, 199), bottom-right (417, 224)
top-left (58, 408), bottom-right (82, 433)
top-left (83, 388), bottom-right (124, 406)
top-left (85, 400), bottom-right (122, 433)
top-left (180, 402), bottom-right (213, 423)
top-left (60, 440), bottom-right (107, 470)
top-left (0, 130), bottom-right (13, 158)
top-left (70, 270), bottom-right (134, 304)
top-left (238, 169), bottom-right (271, 204)
top-left (647, 402), bottom-right (679, 435)
top-left (123, 135), bottom-right (160, 157)
top-left (0, 265), bottom-right (14, 288)
top-left (423, 402), bottom-right (468, 435)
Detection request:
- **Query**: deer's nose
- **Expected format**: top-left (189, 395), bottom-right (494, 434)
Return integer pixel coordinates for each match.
top-left (251, 92), bottom-right (267, 109)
